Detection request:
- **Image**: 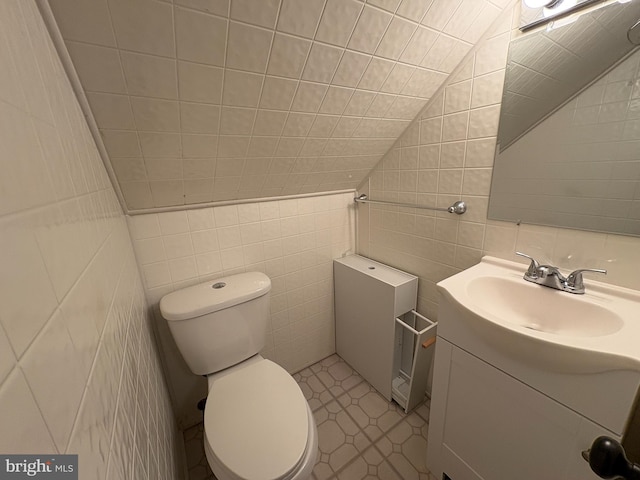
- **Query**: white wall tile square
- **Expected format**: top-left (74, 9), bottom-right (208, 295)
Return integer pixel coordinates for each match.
top-left (0, 369), bottom-right (57, 454)
top-left (218, 136), bottom-right (251, 157)
top-left (176, 0), bottom-right (229, 16)
top-left (223, 69), bottom-right (264, 108)
top-left (316, 0), bottom-right (363, 47)
top-left (292, 81), bottom-right (329, 113)
top-left (65, 42), bottom-right (127, 94)
top-left (231, 0), bottom-right (279, 28)
top-left (182, 135), bottom-right (218, 159)
top-left (349, 5), bottom-right (393, 55)
top-left (178, 61), bottom-right (223, 104)
top-left (187, 207), bottom-right (216, 230)
top-left (445, 80), bottom-right (472, 114)
top-left (220, 106), bottom-right (256, 135)
top-left (376, 16), bottom-right (416, 60)
top-left (302, 43), bottom-right (343, 84)
top-left (196, 251), bottom-right (223, 275)
top-left (87, 93), bottom-right (136, 130)
top-left (121, 51), bottom-right (178, 99)
top-left (226, 21), bottom-right (274, 73)
top-left (0, 221), bottom-right (58, 356)
top-left (175, 7), bottom-right (227, 66)
top-left (267, 33), bottom-right (312, 79)
top-left (471, 70), bottom-right (505, 108)
top-left (169, 256), bottom-right (198, 281)
top-left (146, 157), bottom-right (181, 181)
top-left (135, 237), bottom-right (167, 264)
top-left (19, 309), bottom-right (86, 451)
top-left (131, 97), bottom-right (180, 132)
top-left (442, 111), bottom-right (469, 142)
top-left (163, 233), bottom-right (194, 258)
top-left (108, 0), bottom-right (175, 57)
top-left (253, 109), bottom-right (288, 136)
top-left (277, 0), bottom-right (325, 39)
top-left (49, 0), bottom-right (116, 47)
top-left (467, 104), bottom-right (500, 138)
top-left (181, 102), bottom-right (221, 134)
top-left (102, 130), bottom-right (141, 157)
top-left (260, 76), bottom-right (298, 110)
top-left (383, 65), bottom-right (416, 96)
top-left (140, 132), bottom-right (181, 157)
top-left (358, 57), bottom-right (394, 91)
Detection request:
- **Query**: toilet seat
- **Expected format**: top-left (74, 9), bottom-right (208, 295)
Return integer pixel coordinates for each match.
top-left (204, 359), bottom-right (311, 480)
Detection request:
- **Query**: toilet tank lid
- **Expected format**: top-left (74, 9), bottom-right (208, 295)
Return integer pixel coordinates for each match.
top-left (159, 272), bottom-right (271, 321)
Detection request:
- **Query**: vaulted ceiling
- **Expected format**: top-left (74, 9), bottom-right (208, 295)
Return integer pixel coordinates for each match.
top-left (48, 0), bottom-right (511, 212)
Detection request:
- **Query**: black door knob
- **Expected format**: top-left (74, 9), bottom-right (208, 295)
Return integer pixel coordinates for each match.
top-left (586, 436), bottom-right (640, 480)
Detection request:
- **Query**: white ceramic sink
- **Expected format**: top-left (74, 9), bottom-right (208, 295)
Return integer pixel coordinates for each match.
top-left (466, 276), bottom-right (624, 337)
top-left (437, 256), bottom-right (640, 373)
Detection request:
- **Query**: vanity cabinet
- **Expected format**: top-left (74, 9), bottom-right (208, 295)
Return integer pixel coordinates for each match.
top-left (428, 339), bottom-right (615, 480)
top-left (427, 297), bottom-right (640, 480)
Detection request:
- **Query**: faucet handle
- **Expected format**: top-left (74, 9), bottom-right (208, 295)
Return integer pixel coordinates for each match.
top-left (566, 268), bottom-right (607, 293)
top-left (515, 252), bottom-right (540, 278)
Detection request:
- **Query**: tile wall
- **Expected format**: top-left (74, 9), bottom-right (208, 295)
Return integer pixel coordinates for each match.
top-left (0, 1), bottom-right (182, 478)
top-left (128, 192), bottom-right (355, 428)
top-left (48, 0), bottom-right (512, 209)
top-left (357, 3), bottom-right (640, 321)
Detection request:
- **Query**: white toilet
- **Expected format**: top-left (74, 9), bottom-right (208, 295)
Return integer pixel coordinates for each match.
top-left (159, 272), bottom-right (318, 480)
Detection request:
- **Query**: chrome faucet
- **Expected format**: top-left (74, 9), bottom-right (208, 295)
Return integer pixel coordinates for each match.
top-left (515, 252), bottom-right (607, 294)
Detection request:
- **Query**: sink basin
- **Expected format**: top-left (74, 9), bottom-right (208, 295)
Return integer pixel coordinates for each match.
top-left (437, 256), bottom-right (640, 373)
top-left (466, 276), bottom-right (624, 337)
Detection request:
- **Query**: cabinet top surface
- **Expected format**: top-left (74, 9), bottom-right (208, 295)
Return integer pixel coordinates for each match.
top-left (334, 255), bottom-right (418, 286)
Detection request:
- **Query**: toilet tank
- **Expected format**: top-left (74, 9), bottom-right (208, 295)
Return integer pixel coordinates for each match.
top-left (159, 272), bottom-right (271, 375)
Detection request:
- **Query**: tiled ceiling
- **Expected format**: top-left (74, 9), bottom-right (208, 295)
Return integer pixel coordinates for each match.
top-left (49, 0), bottom-right (510, 212)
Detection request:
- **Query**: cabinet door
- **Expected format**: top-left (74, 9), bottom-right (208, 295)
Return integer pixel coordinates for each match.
top-left (427, 339), bottom-right (617, 480)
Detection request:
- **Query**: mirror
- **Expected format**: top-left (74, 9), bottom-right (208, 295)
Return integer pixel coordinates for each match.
top-left (488, 0), bottom-right (640, 236)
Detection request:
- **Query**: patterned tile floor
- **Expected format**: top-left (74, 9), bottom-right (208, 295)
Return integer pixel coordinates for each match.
top-left (183, 354), bottom-right (436, 480)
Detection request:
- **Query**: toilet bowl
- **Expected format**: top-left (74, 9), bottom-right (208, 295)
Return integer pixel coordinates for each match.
top-left (159, 272), bottom-right (318, 480)
top-left (203, 356), bottom-right (317, 480)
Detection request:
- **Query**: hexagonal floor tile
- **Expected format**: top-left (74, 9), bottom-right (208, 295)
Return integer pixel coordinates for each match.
top-left (312, 354), bottom-right (364, 397)
top-left (294, 367), bottom-right (336, 411)
top-left (336, 446), bottom-right (402, 480)
top-left (312, 399), bottom-right (372, 479)
top-left (374, 412), bottom-right (432, 480)
top-left (337, 382), bottom-right (406, 442)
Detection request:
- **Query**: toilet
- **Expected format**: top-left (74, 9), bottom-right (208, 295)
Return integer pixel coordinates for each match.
top-left (159, 272), bottom-right (318, 480)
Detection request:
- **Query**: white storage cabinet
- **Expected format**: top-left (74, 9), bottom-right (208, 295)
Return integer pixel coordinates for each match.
top-left (334, 255), bottom-right (436, 412)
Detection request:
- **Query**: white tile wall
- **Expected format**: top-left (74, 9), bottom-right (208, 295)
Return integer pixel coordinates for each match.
top-left (48, 0), bottom-right (512, 210)
top-left (129, 192), bottom-right (355, 427)
top-left (358, 4), bottom-right (640, 320)
top-left (0, 1), bottom-right (182, 478)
